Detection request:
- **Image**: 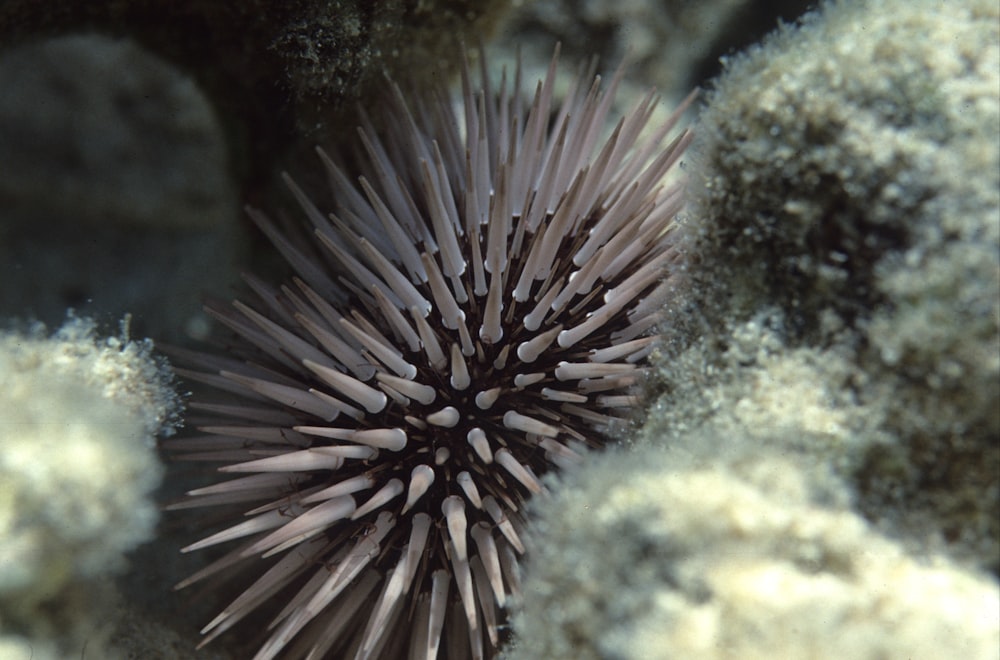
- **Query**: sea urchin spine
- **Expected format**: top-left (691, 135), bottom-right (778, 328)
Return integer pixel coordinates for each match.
top-left (166, 47), bottom-right (693, 659)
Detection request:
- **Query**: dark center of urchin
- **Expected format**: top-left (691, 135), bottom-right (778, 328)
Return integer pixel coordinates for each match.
top-left (166, 46), bottom-right (691, 660)
top-left (370, 215), bottom-right (638, 496)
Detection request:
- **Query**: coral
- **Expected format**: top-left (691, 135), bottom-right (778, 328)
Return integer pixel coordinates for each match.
top-left (0, 316), bottom-right (180, 658)
top-left (509, 435), bottom-right (1000, 660)
top-left (681, 0), bottom-right (1000, 568)
top-left (686, 0), bottom-right (999, 336)
top-left (644, 309), bottom-right (872, 463)
top-left (509, 0), bottom-right (999, 655)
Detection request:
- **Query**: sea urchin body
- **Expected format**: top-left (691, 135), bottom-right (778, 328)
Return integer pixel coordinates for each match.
top-left (166, 48), bottom-right (692, 659)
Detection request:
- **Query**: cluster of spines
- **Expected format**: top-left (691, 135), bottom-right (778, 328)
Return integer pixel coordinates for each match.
top-left (166, 47), bottom-right (692, 660)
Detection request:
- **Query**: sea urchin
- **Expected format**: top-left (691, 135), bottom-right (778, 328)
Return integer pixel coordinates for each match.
top-left (166, 46), bottom-right (692, 659)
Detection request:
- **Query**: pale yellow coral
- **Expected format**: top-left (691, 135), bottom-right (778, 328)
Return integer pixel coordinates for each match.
top-left (0, 316), bottom-right (178, 657)
top-left (510, 438), bottom-right (999, 660)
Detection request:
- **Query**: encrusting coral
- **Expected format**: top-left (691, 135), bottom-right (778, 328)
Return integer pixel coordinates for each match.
top-left (681, 0), bottom-right (1000, 568)
top-left (509, 427), bottom-right (1000, 659)
top-left (510, 0), bottom-right (999, 657)
top-left (689, 0), bottom-right (999, 335)
top-left (0, 316), bottom-right (179, 660)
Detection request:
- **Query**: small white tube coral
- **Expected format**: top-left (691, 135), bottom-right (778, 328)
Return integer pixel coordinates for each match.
top-left (0, 316), bottom-right (179, 657)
